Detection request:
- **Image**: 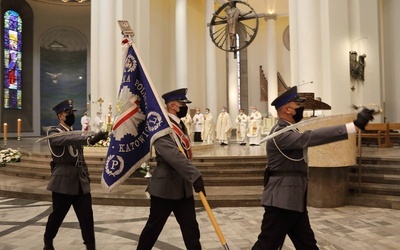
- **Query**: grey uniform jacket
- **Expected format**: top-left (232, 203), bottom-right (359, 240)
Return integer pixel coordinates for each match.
top-left (46, 125), bottom-right (91, 195)
top-left (262, 118), bottom-right (349, 212)
top-left (147, 131), bottom-right (202, 200)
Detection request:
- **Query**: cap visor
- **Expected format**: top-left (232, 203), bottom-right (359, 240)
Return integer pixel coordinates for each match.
top-left (291, 97), bottom-right (306, 103)
top-left (178, 99), bottom-right (192, 104)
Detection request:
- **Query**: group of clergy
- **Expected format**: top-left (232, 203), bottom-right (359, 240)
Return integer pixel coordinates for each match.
top-left (181, 106), bottom-right (263, 146)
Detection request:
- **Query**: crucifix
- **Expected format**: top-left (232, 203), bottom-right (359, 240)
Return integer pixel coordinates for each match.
top-left (208, 0), bottom-right (263, 54)
top-left (97, 97), bottom-right (104, 114)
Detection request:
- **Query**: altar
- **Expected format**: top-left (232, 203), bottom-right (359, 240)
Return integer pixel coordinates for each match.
top-left (301, 114), bottom-right (356, 208)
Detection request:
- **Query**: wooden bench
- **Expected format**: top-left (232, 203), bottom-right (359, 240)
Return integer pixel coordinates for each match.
top-left (388, 123), bottom-right (400, 145)
top-left (359, 123), bottom-right (393, 148)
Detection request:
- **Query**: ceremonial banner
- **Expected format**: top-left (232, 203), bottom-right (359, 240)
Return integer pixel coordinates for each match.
top-left (101, 42), bottom-right (171, 192)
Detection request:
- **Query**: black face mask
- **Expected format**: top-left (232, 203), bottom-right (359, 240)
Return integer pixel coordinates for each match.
top-left (176, 105), bottom-right (188, 118)
top-left (292, 106), bottom-right (304, 123)
top-left (64, 114), bottom-right (75, 126)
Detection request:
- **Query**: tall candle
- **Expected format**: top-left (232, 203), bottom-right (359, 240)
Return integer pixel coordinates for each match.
top-left (3, 123), bottom-right (7, 141)
top-left (17, 119), bottom-right (21, 137)
top-left (107, 114), bottom-right (111, 124)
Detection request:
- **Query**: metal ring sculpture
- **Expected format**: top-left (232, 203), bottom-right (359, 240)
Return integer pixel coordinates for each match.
top-left (209, 0), bottom-right (259, 52)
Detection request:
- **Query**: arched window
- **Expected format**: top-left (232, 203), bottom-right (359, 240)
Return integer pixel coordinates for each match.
top-left (3, 10), bottom-right (22, 109)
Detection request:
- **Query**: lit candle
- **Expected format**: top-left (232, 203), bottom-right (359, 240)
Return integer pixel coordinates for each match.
top-left (107, 114), bottom-right (111, 124)
top-left (86, 102), bottom-right (90, 111)
top-left (3, 123), bottom-right (7, 141)
top-left (17, 119), bottom-right (21, 137)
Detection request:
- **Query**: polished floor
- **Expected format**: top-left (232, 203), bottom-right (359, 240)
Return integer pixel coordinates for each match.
top-left (0, 138), bottom-right (400, 249)
top-left (1, 197), bottom-right (400, 250)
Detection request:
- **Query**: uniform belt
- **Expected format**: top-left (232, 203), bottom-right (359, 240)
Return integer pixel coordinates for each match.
top-left (269, 170), bottom-right (307, 177)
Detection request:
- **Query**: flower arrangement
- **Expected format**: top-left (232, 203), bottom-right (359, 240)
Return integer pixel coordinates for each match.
top-left (137, 162), bottom-right (149, 175)
top-left (0, 148), bottom-right (22, 166)
top-left (91, 136), bottom-right (110, 147)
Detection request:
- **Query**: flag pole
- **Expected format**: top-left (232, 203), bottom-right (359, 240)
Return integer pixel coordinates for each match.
top-left (199, 191), bottom-right (230, 250)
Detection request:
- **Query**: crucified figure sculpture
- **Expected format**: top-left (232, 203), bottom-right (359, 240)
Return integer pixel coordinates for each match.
top-left (209, 0), bottom-right (259, 52)
top-left (215, 1), bottom-right (252, 50)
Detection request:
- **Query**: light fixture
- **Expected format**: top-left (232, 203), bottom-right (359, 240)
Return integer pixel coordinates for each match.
top-left (61, 0), bottom-right (89, 3)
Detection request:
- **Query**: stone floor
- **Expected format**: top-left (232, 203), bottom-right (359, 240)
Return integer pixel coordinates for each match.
top-left (0, 138), bottom-right (400, 249)
top-left (0, 197), bottom-right (400, 249)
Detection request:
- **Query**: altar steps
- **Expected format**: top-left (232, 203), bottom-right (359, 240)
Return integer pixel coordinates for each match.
top-left (2, 148), bottom-right (400, 209)
top-left (0, 151), bottom-right (265, 207)
top-left (348, 157), bottom-right (400, 209)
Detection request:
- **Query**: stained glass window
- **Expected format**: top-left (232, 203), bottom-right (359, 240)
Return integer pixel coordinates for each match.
top-left (3, 10), bottom-right (22, 109)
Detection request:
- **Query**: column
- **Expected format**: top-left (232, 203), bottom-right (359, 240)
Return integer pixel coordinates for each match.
top-left (176, 0), bottom-right (188, 88)
top-left (132, 0), bottom-right (150, 66)
top-left (228, 53), bottom-right (239, 121)
top-left (205, 0), bottom-right (217, 116)
top-left (91, 0), bottom-right (118, 116)
top-left (265, 14), bottom-right (278, 117)
top-left (289, 0), bottom-right (322, 94)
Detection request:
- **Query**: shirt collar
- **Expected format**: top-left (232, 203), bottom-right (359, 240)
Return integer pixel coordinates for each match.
top-left (168, 113), bottom-right (181, 124)
top-left (60, 123), bottom-right (72, 131)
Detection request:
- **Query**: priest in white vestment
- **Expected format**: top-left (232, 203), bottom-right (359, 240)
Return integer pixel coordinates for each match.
top-left (247, 106), bottom-right (262, 146)
top-left (202, 108), bottom-right (214, 144)
top-left (235, 109), bottom-right (248, 145)
top-left (193, 108), bottom-right (204, 142)
top-left (93, 111), bottom-right (103, 133)
top-left (181, 113), bottom-right (193, 140)
top-left (81, 112), bottom-right (91, 133)
top-left (216, 106), bottom-right (232, 145)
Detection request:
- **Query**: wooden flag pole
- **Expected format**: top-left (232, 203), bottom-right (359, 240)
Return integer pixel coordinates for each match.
top-left (199, 191), bottom-right (230, 250)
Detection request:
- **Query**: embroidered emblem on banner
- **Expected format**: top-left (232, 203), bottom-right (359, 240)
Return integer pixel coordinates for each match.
top-left (147, 111), bottom-right (163, 132)
top-left (105, 155), bottom-right (125, 177)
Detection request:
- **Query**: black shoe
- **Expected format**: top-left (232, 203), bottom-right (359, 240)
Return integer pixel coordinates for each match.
top-left (43, 239), bottom-right (54, 250)
top-left (240, 143), bottom-right (246, 146)
top-left (86, 242), bottom-right (96, 250)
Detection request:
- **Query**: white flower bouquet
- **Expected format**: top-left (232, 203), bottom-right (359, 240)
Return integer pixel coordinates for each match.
top-left (0, 148), bottom-right (22, 166)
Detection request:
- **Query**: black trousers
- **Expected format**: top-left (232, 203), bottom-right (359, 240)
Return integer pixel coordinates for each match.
top-left (44, 191), bottom-right (95, 246)
top-left (252, 206), bottom-right (318, 250)
top-left (194, 132), bottom-right (202, 142)
top-left (137, 195), bottom-right (201, 250)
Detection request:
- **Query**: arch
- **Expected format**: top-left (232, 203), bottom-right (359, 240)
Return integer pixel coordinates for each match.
top-left (39, 27), bottom-right (88, 133)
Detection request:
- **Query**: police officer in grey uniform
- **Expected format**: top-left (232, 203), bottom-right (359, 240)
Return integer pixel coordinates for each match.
top-left (252, 87), bottom-right (374, 250)
top-left (137, 88), bottom-right (206, 250)
top-left (43, 99), bottom-right (108, 250)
